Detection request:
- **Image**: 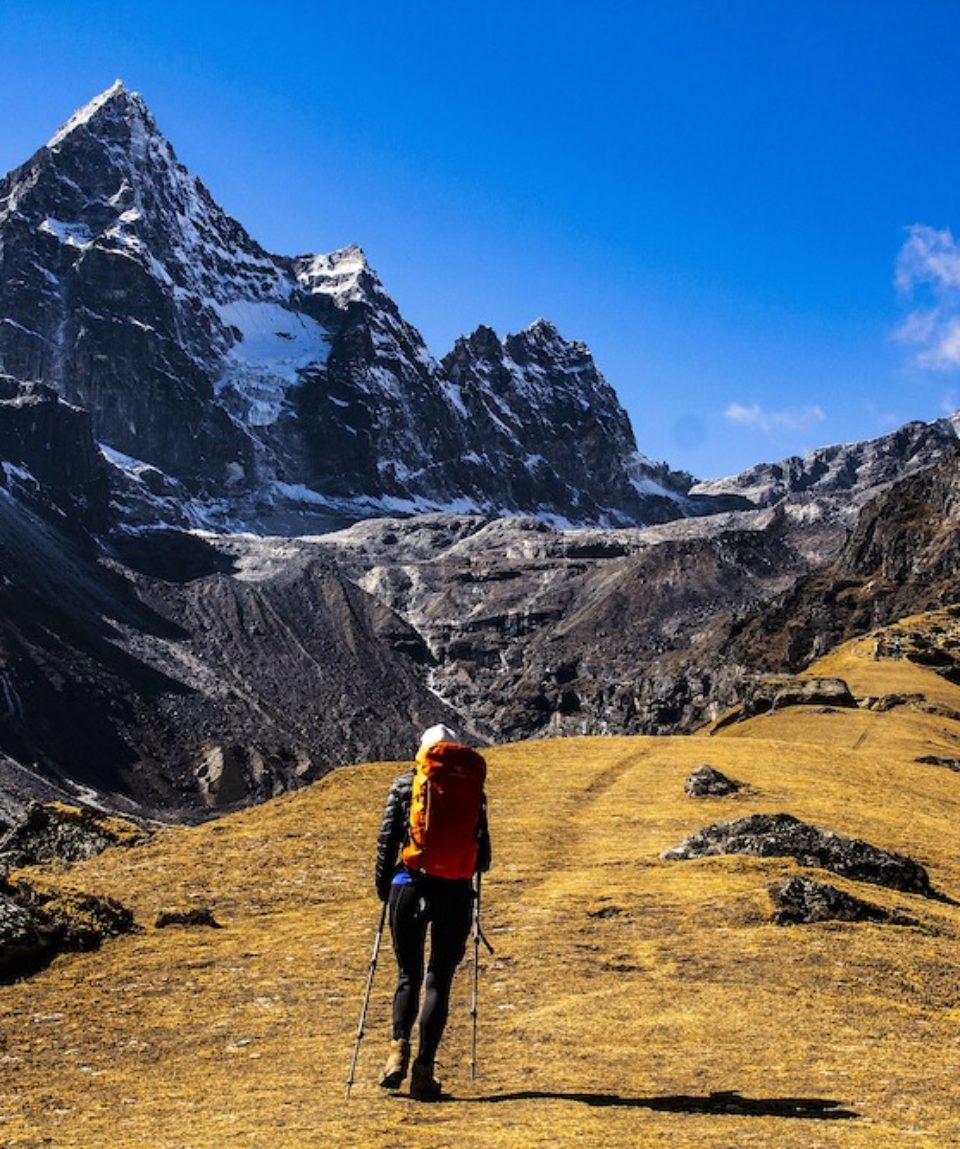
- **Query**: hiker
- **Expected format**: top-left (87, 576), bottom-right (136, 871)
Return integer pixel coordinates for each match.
top-left (374, 723), bottom-right (491, 1099)
top-left (891, 634), bottom-right (903, 660)
top-left (874, 634), bottom-right (886, 661)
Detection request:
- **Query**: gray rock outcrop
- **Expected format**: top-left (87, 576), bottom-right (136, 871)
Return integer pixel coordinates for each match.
top-left (661, 813), bottom-right (934, 897)
top-left (685, 766), bottom-right (741, 797)
top-left (0, 803), bottom-right (147, 869)
top-left (0, 877), bottom-right (135, 982)
top-left (860, 693), bottom-right (926, 712)
top-left (769, 875), bottom-right (918, 927)
top-left (729, 677), bottom-right (858, 723)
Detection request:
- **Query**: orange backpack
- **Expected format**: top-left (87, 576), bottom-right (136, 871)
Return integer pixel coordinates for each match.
top-left (402, 741), bottom-right (486, 880)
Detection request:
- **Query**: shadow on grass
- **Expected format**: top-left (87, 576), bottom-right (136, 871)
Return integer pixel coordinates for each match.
top-left (461, 1089), bottom-right (859, 1120)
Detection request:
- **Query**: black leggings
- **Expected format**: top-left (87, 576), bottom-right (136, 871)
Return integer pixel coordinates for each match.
top-left (388, 877), bottom-right (473, 1062)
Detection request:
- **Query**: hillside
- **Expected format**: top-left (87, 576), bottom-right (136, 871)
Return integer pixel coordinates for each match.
top-left (2, 616), bottom-right (960, 1147)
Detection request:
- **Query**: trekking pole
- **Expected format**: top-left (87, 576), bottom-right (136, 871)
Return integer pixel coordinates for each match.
top-left (469, 873), bottom-right (495, 1081)
top-left (345, 900), bottom-right (388, 1101)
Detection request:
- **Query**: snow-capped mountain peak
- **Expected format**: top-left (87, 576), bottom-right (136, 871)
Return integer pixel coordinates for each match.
top-left (45, 80), bottom-right (138, 150)
top-left (295, 244), bottom-right (376, 307)
top-left (0, 84), bottom-right (706, 530)
top-left (522, 316), bottom-right (564, 343)
top-left (441, 320), bottom-right (692, 525)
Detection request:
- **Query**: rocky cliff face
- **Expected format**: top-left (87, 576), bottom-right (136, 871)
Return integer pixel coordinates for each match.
top-left (724, 444), bottom-right (960, 670)
top-left (282, 511), bottom-right (803, 741)
top-left (440, 322), bottom-right (693, 525)
top-left (0, 376), bottom-right (112, 528)
top-left (0, 82), bottom-right (693, 529)
top-left (0, 84), bottom-right (262, 488)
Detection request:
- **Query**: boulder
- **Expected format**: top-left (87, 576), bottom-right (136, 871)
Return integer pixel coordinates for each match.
top-left (155, 908), bottom-right (222, 929)
top-left (915, 756), bottom-right (960, 774)
top-left (744, 677), bottom-right (857, 717)
top-left (684, 765), bottom-right (741, 797)
top-left (0, 877), bottom-right (135, 982)
top-left (770, 875), bottom-right (918, 927)
top-left (661, 812), bottom-right (934, 897)
top-left (0, 803), bottom-right (148, 869)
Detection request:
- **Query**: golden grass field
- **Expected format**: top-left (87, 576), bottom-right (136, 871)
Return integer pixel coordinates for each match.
top-left (2, 614), bottom-right (960, 1147)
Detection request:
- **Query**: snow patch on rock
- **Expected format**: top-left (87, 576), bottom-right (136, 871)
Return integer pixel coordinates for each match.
top-left (213, 301), bottom-right (331, 426)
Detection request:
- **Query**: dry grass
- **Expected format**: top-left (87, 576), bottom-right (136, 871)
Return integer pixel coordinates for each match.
top-left (2, 619), bottom-right (960, 1147)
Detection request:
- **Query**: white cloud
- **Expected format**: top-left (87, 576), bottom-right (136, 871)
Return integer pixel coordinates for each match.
top-left (895, 224), bottom-right (960, 371)
top-left (917, 318), bottom-right (960, 370)
top-left (895, 224), bottom-right (960, 294)
top-left (894, 308), bottom-right (937, 345)
top-left (724, 402), bottom-right (826, 434)
top-left (941, 389), bottom-right (959, 415)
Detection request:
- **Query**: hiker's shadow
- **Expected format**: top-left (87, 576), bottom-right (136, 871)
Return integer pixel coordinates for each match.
top-left (463, 1089), bottom-right (859, 1120)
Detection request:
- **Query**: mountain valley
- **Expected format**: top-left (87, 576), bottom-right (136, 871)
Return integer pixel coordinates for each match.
top-left (0, 83), bottom-right (959, 827)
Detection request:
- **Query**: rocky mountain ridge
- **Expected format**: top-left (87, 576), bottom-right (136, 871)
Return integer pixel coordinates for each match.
top-left (1, 368), bottom-right (960, 820)
top-left (0, 82), bottom-right (696, 531)
top-left (725, 441), bottom-right (960, 671)
top-left (692, 414), bottom-right (960, 508)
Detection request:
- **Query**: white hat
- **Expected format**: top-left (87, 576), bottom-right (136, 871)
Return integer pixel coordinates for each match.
top-left (419, 724), bottom-right (460, 751)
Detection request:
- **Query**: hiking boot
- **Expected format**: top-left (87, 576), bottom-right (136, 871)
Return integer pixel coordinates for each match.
top-left (379, 1038), bottom-right (410, 1089)
top-left (409, 1058), bottom-right (442, 1101)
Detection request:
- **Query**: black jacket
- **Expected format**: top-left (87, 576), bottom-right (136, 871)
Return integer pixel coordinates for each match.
top-left (374, 769), bottom-right (491, 901)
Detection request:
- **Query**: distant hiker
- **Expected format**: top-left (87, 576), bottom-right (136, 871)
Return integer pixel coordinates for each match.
top-left (891, 634), bottom-right (903, 660)
top-left (874, 634), bottom-right (886, 661)
top-left (374, 723), bottom-right (491, 1100)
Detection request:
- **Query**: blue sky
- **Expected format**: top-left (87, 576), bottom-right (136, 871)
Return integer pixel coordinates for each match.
top-left (3, 1), bottom-right (960, 479)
